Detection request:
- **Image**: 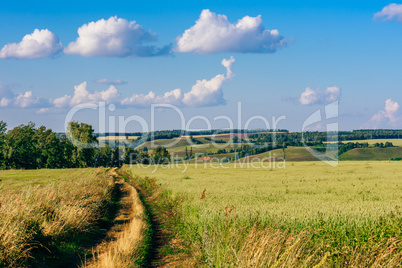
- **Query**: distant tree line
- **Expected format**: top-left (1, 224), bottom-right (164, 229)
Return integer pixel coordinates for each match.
top-left (338, 142), bottom-right (369, 155)
top-left (0, 121), bottom-right (170, 170)
top-left (249, 130), bottom-right (402, 146)
top-left (204, 137), bottom-right (227, 143)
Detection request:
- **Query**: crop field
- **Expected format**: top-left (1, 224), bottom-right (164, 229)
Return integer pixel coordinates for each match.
top-left (97, 136), bottom-right (140, 142)
top-left (349, 139), bottom-right (402, 146)
top-left (128, 161), bottom-right (401, 223)
top-left (126, 161), bottom-right (402, 267)
top-left (247, 146), bottom-right (317, 161)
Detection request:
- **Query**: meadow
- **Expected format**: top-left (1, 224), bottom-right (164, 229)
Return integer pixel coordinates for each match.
top-left (339, 147), bottom-right (402, 161)
top-left (125, 161), bottom-right (402, 267)
top-left (0, 168), bottom-right (117, 267)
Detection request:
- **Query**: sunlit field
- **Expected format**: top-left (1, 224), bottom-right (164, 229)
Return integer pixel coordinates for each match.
top-left (0, 168), bottom-right (98, 190)
top-left (0, 168), bottom-right (116, 267)
top-left (350, 139), bottom-right (402, 146)
top-left (125, 161), bottom-right (402, 266)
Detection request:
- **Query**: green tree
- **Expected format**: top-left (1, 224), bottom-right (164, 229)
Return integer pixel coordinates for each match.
top-left (153, 146), bottom-right (169, 164)
top-left (123, 147), bottom-right (139, 165)
top-left (111, 147), bottom-right (122, 167)
top-left (4, 122), bottom-right (38, 169)
top-left (282, 142), bottom-right (287, 160)
top-left (67, 121), bottom-right (98, 167)
top-left (0, 121), bottom-right (7, 169)
top-left (33, 126), bottom-right (66, 169)
top-left (94, 145), bottom-right (113, 167)
top-left (60, 136), bottom-right (76, 168)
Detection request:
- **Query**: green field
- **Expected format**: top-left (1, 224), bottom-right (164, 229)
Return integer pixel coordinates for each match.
top-left (249, 145), bottom-right (402, 162)
top-left (339, 147), bottom-right (402, 161)
top-left (0, 168), bottom-right (97, 190)
top-left (247, 146), bottom-right (317, 161)
top-left (128, 161), bottom-right (401, 221)
top-left (125, 161), bottom-right (402, 266)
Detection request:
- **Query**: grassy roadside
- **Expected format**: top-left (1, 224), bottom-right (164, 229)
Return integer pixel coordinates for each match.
top-left (120, 167), bottom-right (199, 267)
top-left (123, 163), bottom-right (402, 267)
top-left (0, 168), bottom-right (120, 267)
top-left (83, 170), bottom-right (148, 268)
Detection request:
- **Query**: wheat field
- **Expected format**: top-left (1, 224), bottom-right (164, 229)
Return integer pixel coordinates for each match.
top-left (126, 161), bottom-right (402, 267)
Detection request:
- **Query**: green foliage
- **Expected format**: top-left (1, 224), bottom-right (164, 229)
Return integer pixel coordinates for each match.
top-left (0, 121), bottom-right (7, 169)
top-left (67, 121), bottom-right (98, 168)
top-left (152, 146), bottom-right (170, 164)
top-left (0, 120), bottom-right (158, 170)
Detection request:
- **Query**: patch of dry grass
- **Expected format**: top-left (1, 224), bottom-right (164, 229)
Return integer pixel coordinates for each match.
top-left (0, 168), bottom-right (114, 267)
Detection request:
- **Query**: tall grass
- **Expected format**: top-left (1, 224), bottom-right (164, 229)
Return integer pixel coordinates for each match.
top-left (0, 168), bottom-right (115, 267)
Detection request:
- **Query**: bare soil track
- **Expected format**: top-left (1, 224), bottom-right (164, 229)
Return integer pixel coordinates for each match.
top-left (82, 168), bottom-right (147, 268)
top-left (117, 169), bottom-right (196, 268)
top-left (78, 168), bottom-right (190, 268)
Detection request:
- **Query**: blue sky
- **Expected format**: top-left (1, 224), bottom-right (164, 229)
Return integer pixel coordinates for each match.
top-left (0, 0), bottom-right (401, 132)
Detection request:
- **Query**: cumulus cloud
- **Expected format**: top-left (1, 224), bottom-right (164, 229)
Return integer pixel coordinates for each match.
top-left (0, 84), bottom-right (49, 108)
top-left (0, 29), bottom-right (62, 59)
top-left (363, 99), bottom-right (400, 129)
top-left (176, 9), bottom-right (286, 54)
top-left (64, 16), bottom-right (171, 57)
top-left (299, 86), bottom-right (341, 105)
top-left (374, 3), bottom-right (402, 21)
top-left (121, 89), bottom-right (183, 107)
top-left (95, 78), bottom-right (127, 85)
top-left (0, 97), bottom-right (11, 107)
top-left (182, 57), bottom-right (235, 106)
top-left (52, 82), bottom-right (120, 108)
top-left (14, 91), bottom-right (41, 108)
top-left (121, 56), bottom-right (235, 107)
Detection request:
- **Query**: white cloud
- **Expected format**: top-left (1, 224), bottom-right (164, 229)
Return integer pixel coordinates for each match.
top-left (374, 4), bottom-right (402, 21)
top-left (0, 29), bottom-right (62, 59)
top-left (64, 16), bottom-right (171, 57)
top-left (14, 91), bottom-right (41, 108)
top-left (36, 108), bottom-right (50, 114)
top-left (121, 89), bottom-right (183, 108)
top-left (0, 83), bottom-right (49, 108)
top-left (0, 97), bottom-right (11, 107)
top-left (176, 9), bottom-right (286, 54)
top-left (53, 82), bottom-right (120, 107)
top-left (362, 99), bottom-right (400, 129)
top-left (121, 56), bottom-right (235, 107)
top-left (299, 86), bottom-right (341, 105)
top-left (95, 78), bottom-right (127, 85)
top-left (182, 57), bottom-right (235, 106)
top-left (53, 94), bottom-right (72, 108)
